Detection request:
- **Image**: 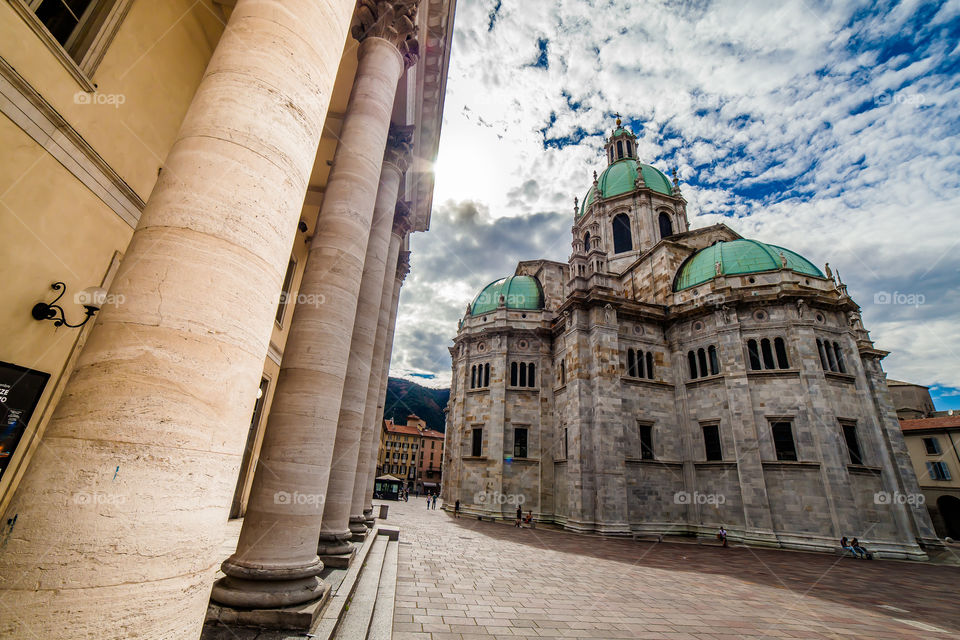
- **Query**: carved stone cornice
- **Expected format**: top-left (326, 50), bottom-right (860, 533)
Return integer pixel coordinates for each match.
top-left (396, 250), bottom-right (412, 283)
top-left (352, 0), bottom-right (421, 67)
top-left (384, 124), bottom-right (415, 173)
top-left (393, 200), bottom-right (413, 236)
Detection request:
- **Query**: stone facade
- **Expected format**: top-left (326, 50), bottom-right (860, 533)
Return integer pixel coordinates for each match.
top-left (442, 122), bottom-right (939, 560)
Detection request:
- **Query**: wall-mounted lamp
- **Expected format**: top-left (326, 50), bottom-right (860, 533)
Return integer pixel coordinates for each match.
top-left (32, 282), bottom-right (107, 329)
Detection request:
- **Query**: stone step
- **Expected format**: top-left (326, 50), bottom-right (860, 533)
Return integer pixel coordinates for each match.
top-left (330, 534), bottom-right (389, 640)
top-left (366, 539), bottom-right (398, 640)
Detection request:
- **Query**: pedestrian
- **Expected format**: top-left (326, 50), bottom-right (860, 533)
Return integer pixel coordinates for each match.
top-left (717, 526), bottom-right (727, 547)
top-left (431, 494), bottom-right (437, 509)
top-left (515, 504), bottom-right (522, 527)
top-left (851, 537), bottom-right (871, 559)
top-left (426, 492), bottom-right (431, 509)
top-left (454, 499), bottom-right (461, 518)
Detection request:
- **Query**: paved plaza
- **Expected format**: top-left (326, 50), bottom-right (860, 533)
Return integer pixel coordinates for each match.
top-left (388, 497), bottom-right (959, 640)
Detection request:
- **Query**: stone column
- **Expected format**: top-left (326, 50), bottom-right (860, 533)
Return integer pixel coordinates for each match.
top-left (363, 250), bottom-right (411, 521)
top-left (212, 2), bottom-right (420, 609)
top-left (317, 129), bottom-right (413, 562)
top-left (349, 202), bottom-right (410, 537)
top-left (0, 2), bottom-right (355, 638)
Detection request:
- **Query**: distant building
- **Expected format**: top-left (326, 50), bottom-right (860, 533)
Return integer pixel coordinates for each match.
top-left (888, 380), bottom-right (937, 419)
top-left (376, 414), bottom-right (445, 493)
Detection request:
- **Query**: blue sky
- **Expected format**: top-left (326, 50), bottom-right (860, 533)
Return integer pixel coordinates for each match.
top-left (391, 0), bottom-right (960, 410)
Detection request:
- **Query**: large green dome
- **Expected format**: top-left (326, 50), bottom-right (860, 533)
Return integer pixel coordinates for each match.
top-left (674, 239), bottom-right (824, 291)
top-left (470, 275), bottom-right (544, 315)
top-left (579, 159), bottom-right (673, 217)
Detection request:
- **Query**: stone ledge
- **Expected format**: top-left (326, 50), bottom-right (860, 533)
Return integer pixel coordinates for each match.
top-left (205, 582), bottom-right (331, 631)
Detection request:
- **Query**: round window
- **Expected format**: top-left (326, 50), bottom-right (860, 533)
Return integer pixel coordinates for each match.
top-left (477, 342), bottom-right (486, 352)
top-left (693, 321), bottom-right (704, 331)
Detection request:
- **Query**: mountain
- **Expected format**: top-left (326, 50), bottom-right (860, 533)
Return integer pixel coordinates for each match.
top-left (384, 377), bottom-right (450, 432)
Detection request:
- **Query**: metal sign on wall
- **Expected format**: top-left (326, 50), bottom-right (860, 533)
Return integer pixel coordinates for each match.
top-left (0, 361), bottom-right (50, 482)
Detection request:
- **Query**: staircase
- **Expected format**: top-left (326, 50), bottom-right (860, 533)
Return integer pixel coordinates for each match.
top-left (315, 525), bottom-right (399, 640)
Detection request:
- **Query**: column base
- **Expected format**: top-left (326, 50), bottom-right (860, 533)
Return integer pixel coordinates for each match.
top-left (319, 545), bottom-right (357, 569)
top-left (317, 529), bottom-right (354, 556)
top-left (363, 507), bottom-right (375, 528)
top-left (212, 555), bottom-right (327, 609)
top-left (349, 515), bottom-right (369, 541)
top-left (207, 580), bottom-right (331, 631)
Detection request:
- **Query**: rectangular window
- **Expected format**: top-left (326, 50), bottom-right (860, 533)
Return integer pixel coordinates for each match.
top-left (771, 421), bottom-right (798, 461)
top-left (17, 0), bottom-right (127, 72)
top-left (841, 422), bottom-right (863, 465)
top-left (471, 428), bottom-right (483, 457)
top-left (638, 423), bottom-right (654, 460)
top-left (923, 437), bottom-right (941, 455)
top-left (563, 428), bottom-right (569, 459)
top-left (275, 258), bottom-right (296, 326)
top-left (702, 424), bottom-right (722, 461)
top-left (514, 427), bottom-right (528, 458)
top-left (928, 461), bottom-right (951, 481)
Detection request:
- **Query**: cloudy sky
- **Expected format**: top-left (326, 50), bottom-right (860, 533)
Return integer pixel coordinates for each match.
top-left (390, 0), bottom-right (960, 410)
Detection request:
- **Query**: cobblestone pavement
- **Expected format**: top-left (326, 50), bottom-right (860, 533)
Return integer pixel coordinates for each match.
top-left (386, 497), bottom-right (959, 640)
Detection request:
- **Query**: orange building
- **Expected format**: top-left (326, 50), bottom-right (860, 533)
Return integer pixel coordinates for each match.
top-left (376, 414), bottom-right (444, 494)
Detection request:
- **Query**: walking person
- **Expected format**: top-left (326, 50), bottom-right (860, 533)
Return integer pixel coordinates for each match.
top-left (432, 494), bottom-right (438, 509)
top-left (426, 493), bottom-right (431, 509)
top-left (717, 526), bottom-right (728, 547)
top-left (515, 504), bottom-right (522, 527)
top-left (454, 499), bottom-right (461, 518)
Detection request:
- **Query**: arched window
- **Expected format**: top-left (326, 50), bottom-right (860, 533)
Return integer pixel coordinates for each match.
top-left (816, 338), bottom-right (828, 370)
top-left (774, 338), bottom-right (789, 369)
top-left (833, 342), bottom-right (846, 373)
top-left (697, 348), bottom-right (708, 378)
top-left (708, 345), bottom-right (720, 375)
top-left (747, 339), bottom-right (761, 370)
top-left (627, 349), bottom-right (636, 377)
top-left (825, 342), bottom-right (837, 371)
top-left (760, 338), bottom-right (775, 369)
top-left (626, 140), bottom-right (632, 157)
top-left (470, 365), bottom-right (476, 389)
top-left (612, 213), bottom-right (632, 253)
top-left (484, 363), bottom-right (490, 386)
top-left (510, 361), bottom-right (518, 386)
top-left (560, 360), bottom-right (566, 385)
top-left (636, 349), bottom-right (645, 379)
top-left (688, 351), bottom-right (698, 379)
top-left (616, 140), bottom-right (623, 159)
top-left (583, 231), bottom-right (591, 252)
top-left (645, 351), bottom-right (654, 379)
top-left (528, 363), bottom-right (536, 387)
top-left (658, 212), bottom-right (673, 239)
top-left (518, 361), bottom-right (527, 387)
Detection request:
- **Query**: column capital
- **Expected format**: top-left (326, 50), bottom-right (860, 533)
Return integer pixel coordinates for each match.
top-left (393, 200), bottom-right (413, 236)
top-left (384, 124), bottom-right (415, 173)
top-left (396, 250), bottom-right (411, 283)
top-left (352, 0), bottom-right (421, 67)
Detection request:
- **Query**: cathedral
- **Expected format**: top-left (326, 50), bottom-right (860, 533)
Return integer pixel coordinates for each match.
top-left (441, 121), bottom-right (939, 559)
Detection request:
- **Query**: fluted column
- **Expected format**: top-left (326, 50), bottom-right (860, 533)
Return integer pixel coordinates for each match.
top-left (212, 1), bottom-right (420, 609)
top-left (0, 2), bottom-right (355, 638)
top-left (317, 128), bottom-right (413, 561)
top-left (364, 251), bottom-right (411, 520)
top-left (350, 205), bottom-right (410, 533)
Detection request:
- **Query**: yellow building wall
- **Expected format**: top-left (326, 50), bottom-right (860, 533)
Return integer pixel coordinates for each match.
top-left (0, 0), bottom-right (224, 198)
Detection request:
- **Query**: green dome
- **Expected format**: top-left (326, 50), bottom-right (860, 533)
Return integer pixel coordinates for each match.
top-left (579, 159), bottom-right (673, 217)
top-left (470, 275), bottom-right (544, 316)
top-left (674, 239), bottom-right (824, 291)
